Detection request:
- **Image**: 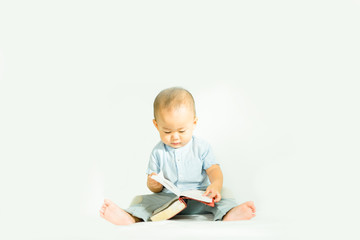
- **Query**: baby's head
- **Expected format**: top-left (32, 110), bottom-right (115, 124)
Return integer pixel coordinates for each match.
top-left (153, 87), bottom-right (197, 149)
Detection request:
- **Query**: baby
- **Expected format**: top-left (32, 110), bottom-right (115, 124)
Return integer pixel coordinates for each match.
top-left (100, 87), bottom-right (256, 225)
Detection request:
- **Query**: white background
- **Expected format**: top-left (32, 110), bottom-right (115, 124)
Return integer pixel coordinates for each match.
top-left (0, 1), bottom-right (359, 239)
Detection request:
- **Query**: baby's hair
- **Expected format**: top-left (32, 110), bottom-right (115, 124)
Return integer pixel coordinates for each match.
top-left (153, 87), bottom-right (196, 120)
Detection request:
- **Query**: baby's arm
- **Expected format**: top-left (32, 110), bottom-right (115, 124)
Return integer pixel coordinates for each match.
top-left (147, 173), bottom-right (164, 193)
top-left (203, 164), bottom-right (223, 202)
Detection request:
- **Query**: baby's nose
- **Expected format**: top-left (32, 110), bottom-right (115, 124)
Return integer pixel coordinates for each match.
top-left (171, 132), bottom-right (180, 140)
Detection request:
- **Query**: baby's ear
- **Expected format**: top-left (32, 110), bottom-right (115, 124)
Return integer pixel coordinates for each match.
top-left (193, 117), bottom-right (198, 125)
top-left (153, 119), bottom-right (159, 129)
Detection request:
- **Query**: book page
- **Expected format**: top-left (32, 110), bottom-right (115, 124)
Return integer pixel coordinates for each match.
top-left (151, 172), bottom-right (181, 196)
top-left (151, 173), bottom-right (213, 203)
top-left (180, 189), bottom-right (213, 203)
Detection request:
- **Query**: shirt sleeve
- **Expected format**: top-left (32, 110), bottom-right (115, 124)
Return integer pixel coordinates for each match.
top-left (146, 150), bottom-right (160, 175)
top-left (202, 143), bottom-right (219, 170)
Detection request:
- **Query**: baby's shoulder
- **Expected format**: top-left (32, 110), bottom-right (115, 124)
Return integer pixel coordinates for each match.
top-left (150, 141), bottom-right (166, 154)
top-left (192, 136), bottom-right (212, 151)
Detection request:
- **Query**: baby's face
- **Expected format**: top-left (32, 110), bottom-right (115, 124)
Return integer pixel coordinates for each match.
top-left (153, 105), bottom-right (197, 149)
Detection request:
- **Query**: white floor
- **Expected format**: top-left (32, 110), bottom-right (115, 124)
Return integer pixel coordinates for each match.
top-left (2, 210), bottom-right (356, 240)
top-left (112, 215), bottom-right (287, 240)
top-left (77, 215), bottom-right (289, 240)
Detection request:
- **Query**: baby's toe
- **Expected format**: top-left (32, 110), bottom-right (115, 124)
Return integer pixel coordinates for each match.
top-left (247, 201), bottom-right (256, 212)
top-left (104, 199), bottom-right (114, 206)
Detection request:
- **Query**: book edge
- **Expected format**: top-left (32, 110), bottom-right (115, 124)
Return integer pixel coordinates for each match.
top-left (150, 198), bottom-right (187, 221)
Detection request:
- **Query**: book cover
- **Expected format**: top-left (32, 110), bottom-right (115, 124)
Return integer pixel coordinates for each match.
top-left (150, 173), bottom-right (215, 221)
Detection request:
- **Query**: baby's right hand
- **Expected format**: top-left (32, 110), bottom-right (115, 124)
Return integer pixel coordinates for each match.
top-left (147, 173), bottom-right (163, 191)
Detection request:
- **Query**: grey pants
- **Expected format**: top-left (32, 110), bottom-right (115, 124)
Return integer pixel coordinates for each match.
top-left (125, 191), bottom-right (238, 222)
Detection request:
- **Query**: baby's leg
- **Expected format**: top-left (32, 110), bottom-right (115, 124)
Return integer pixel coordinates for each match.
top-left (99, 199), bottom-right (142, 225)
top-left (125, 193), bottom-right (177, 221)
top-left (222, 201), bottom-right (256, 221)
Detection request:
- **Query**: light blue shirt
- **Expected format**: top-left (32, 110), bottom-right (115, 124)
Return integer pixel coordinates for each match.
top-left (146, 136), bottom-right (219, 193)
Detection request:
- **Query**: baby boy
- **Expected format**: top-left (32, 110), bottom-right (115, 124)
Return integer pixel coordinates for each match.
top-left (100, 87), bottom-right (256, 225)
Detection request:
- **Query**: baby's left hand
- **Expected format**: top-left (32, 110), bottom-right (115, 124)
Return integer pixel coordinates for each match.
top-left (203, 184), bottom-right (222, 203)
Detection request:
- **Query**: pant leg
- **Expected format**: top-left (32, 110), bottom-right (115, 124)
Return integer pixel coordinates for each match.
top-left (125, 192), bottom-right (177, 222)
top-left (207, 187), bottom-right (239, 220)
top-left (209, 197), bottom-right (238, 221)
top-left (178, 197), bottom-right (238, 221)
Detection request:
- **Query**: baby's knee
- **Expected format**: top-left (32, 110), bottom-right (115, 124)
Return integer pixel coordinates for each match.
top-left (129, 195), bottom-right (143, 206)
top-left (129, 193), bottom-right (159, 206)
top-left (221, 187), bottom-right (235, 199)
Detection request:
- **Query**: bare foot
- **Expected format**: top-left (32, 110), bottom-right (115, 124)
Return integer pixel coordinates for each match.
top-left (99, 199), bottom-right (137, 225)
top-left (222, 201), bottom-right (256, 221)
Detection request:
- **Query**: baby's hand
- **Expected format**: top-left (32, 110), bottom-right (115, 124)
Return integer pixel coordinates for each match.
top-left (203, 183), bottom-right (222, 203)
top-left (147, 173), bottom-right (163, 190)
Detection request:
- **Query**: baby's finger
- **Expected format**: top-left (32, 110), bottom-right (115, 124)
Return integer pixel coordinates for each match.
top-left (203, 189), bottom-right (210, 197)
top-left (214, 194), bottom-right (221, 203)
top-left (208, 192), bottom-right (217, 199)
top-left (148, 173), bottom-right (158, 181)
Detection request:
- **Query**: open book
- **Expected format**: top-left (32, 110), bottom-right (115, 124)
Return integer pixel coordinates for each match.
top-left (150, 172), bottom-right (214, 221)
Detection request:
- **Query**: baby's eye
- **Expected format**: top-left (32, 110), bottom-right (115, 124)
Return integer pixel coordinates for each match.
top-left (164, 131), bottom-right (171, 134)
top-left (179, 130), bottom-right (186, 133)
